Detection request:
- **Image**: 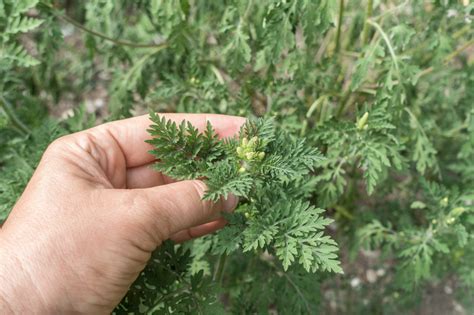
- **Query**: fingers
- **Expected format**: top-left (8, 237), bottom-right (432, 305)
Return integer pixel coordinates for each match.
top-left (125, 163), bottom-right (176, 188)
top-left (95, 113), bottom-right (246, 168)
top-left (122, 180), bottom-right (238, 242)
top-left (170, 218), bottom-right (227, 243)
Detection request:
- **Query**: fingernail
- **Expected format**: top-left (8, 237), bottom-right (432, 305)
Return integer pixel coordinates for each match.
top-left (222, 194), bottom-right (239, 212)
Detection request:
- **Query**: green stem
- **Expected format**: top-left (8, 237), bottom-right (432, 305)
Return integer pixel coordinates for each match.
top-left (242, 0), bottom-right (254, 21)
top-left (0, 96), bottom-right (31, 135)
top-left (335, 0), bottom-right (345, 53)
top-left (335, 89), bottom-right (351, 118)
top-left (44, 3), bottom-right (167, 49)
top-left (403, 24), bottom-right (469, 60)
top-left (336, 35), bottom-right (380, 118)
top-left (265, 260), bottom-right (312, 314)
top-left (334, 205), bottom-right (354, 220)
top-left (452, 25), bottom-right (471, 39)
top-left (212, 254), bottom-right (227, 285)
top-left (417, 38), bottom-right (474, 79)
top-left (367, 19), bottom-right (400, 80)
top-left (361, 0), bottom-right (373, 46)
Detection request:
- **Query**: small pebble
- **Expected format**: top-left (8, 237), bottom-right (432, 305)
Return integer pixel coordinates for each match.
top-left (376, 268), bottom-right (386, 277)
top-left (350, 277), bottom-right (361, 288)
top-left (366, 269), bottom-right (377, 283)
top-left (444, 285), bottom-right (453, 295)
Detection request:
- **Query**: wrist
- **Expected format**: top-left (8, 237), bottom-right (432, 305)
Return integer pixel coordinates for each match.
top-left (0, 235), bottom-right (54, 314)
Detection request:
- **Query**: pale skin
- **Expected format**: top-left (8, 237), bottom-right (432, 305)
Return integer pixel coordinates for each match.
top-left (0, 113), bottom-right (245, 314)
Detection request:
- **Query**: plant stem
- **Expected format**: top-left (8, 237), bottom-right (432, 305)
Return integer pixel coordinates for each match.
top-left (212, 254), bottom-right (227, 285)
top-left (367, 19), bottom-right (400, 79)
top-left (361, 0), bottom-right (373, 46)
top-left (417, 38), bottom-right (474, 79)
top-left (403, 24), bottom-right (468, 58)
top-left (371, 0), bottom-right (408, 20)
top-left (335, 0), bottom-right (345, 53)
top-left (265, 260), bottom-right (312, 314)
top-left (242, 0), bottom-right (254, 22)
top-left (0, 96), bottom-right (31, 135)
top-left (45, 3), bottom-right (167, 49)
top-left (453, 25), bottom-right (471, 39)
top-left (336, 34), bottom-right (380, 118)
top-left (336, 89), bottom-right (351, 118)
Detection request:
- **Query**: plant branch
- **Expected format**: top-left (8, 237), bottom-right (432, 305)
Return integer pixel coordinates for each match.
top-left (336, 89), bottom-right (352, 119)
top-left (242, 0), bottom-right (254, 22)
top-left (336, 35), bottom-right (380, 118)
top-left (265, 260), bottom-right (312, 313)
top-left (371, 0), bottom-right (409, 20)
top-left (417, 38), bottom-right (474, 79)
top-left (0, 96), bottom-right (31, 135)
top-left (367, 19), bottom-right (400, 80)
top-left (212, 254), bottom-right (227, 285)
top-left (335, 0), bottom-right (345, 53)
top-left (361, 0), bottom-right (373, 46)
top-left (45, 4), bottom-right (167, 49)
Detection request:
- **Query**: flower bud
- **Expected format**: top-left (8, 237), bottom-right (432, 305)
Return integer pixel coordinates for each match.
top-left (451, 207), bottom-right (466, 217)
top-left (257, 152), bottom-right (265, 160)
top-left (248, 136), bottom-right (258, 147)
top-left (245, 152), bottom-right (255, 160)
top-left (446, 217), bottom-right (455, 225)
top-left (356, 112), bottom-right (369, 130)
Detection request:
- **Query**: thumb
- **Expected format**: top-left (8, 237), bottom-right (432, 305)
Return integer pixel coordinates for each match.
top-left (118, 180), bottom-right (238, 244)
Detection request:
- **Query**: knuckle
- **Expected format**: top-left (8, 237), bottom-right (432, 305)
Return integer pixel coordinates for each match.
top-left (45, 135), bottom-right (70, 154)
top-left (44, 132), bottom-right (93, 159)
top-left (41, 135), bottom-right (75, 165)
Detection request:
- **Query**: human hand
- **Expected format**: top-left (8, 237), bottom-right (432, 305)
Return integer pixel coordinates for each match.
top-left (0, 113), bottom-right (245, 314)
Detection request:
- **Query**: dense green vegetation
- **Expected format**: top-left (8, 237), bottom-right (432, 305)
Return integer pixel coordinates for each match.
top-left (1, 0), bottom-right (473, 313)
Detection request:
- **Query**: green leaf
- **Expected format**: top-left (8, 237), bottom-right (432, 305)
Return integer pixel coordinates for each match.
top-left (410, 201), bottom-right (427, 209)
top-left (5, 16), bottom-right (43, 34)
top-left (350, 41), bottom-right (384, 91)
top-left (0, 43), bottom-right (40, 67)
top-left (12, 0), bottom-right (39, 16)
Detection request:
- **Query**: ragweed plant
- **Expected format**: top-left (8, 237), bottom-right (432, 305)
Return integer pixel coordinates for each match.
top-left (146, 114), bottom-right (341, 273)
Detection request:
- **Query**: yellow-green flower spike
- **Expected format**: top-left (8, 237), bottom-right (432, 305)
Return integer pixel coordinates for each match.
top-left (356, 112), bottom-right (369, 130)
top-left (451, 207), bottom-right (466, 216)
top-left (446, 217), bottom-right (455, 224)
top-left (248, 136), bottom-right (258, 147)
top-left (245, 152), bottom-right (256, 160)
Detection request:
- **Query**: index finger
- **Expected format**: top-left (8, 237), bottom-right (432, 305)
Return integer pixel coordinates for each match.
top-left (97, 113), bottom-right (246, 168)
